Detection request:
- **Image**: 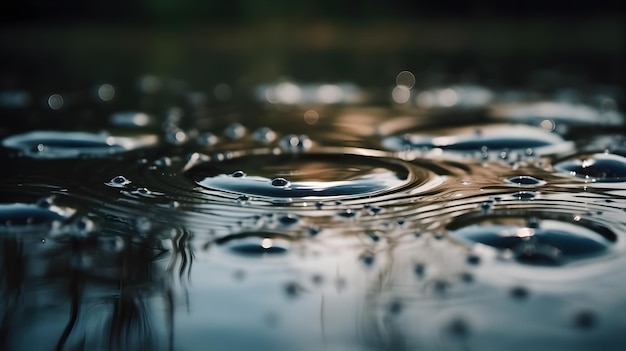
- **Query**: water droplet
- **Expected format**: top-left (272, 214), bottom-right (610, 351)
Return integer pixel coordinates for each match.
top-left (216, 233), bottom-right (290, 256)
top-left (450, 217), bottom-right (613, 265)
top-left (2, 131), bottom-right (152, 159)
top-left (555, 153), bottom-right (626, 182)
top-left (271, 177), bottom-right (290, 187)
top-left (338, 209), bottom-right (357, 219)
top-left (507, 175), bottom-right (546, 186)
top-left (278, 214), bottom-right (299, 226)
top-left (230, 170), bottom-right (246, 178)
top-left (47, 93), bottom-right (64, 110)
top-left (511, 191), bottom-right (536, 200)
top-left (236, 195), bottom-right (250, 205)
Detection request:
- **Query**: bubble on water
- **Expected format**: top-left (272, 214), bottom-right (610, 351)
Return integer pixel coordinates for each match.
top-left (110, 111), bottom-right (151, 128)
top-left (236, 195), bottom-right (250, 205)
top-left (396, 71), bottom-right (415, 89)
top-left (216, 233), bottom-right (290, 256)
top-left (96, 83), bottom-right (115, 102)
top-left (189, 152), bottom-right (418, 202)
top-left (224, 123), bottom-right (246, 140)
top-left (47, 93), bottom-right (64, 110)
top-left (338, 208), bottom-right (357, 218)
top-left (279, 134), bottom-right (312, 153)
top-left (252, 127), bottom-right (277, 144)
top-left (554, 153), bottom-right (626, 182)
top-left (2, 131), bottom-right (154, 159)
top-left (230, 170), bottom-right (246, 178)
top-left (0, 202), bottom-right (72, 231)
top-left (271, 177), bottom-right (290, 187)
top-left (383, 125), bottom-right (572, 157)
top-left (449, 216), bottom-right (614, 265)
top-left (511, 191), bottom-right (536, 200)
top-left (507, 175), bottom-right (546, 186)
top-left (278, 214), bottom-right (299, 226)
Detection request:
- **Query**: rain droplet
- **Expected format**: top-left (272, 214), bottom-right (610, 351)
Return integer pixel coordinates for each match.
top-left (230, 170), bottom-right (246, 178)
top-left (507, 175), bottom-right (546, 186)
top-left (278, 214), bottom-right (299, 226)
top-left (216, 233), bottom-right (290, 256)
top-left (271, 177), bottom-right (290, 187)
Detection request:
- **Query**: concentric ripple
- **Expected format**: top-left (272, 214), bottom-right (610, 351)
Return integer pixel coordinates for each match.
top-left (382, 125), bottom-right (572, 157)
top-left (2, 131), bottom-right (156, 158)
top-left (554, 153), bottom-right (626, 182)
top-left (448, 215), bottom-right (616, 265)
top-left (186, 151), bottom-right (432, 201)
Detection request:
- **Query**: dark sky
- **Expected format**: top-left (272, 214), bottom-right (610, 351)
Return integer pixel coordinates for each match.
top-left (2, 0), bottom-right (623, 25)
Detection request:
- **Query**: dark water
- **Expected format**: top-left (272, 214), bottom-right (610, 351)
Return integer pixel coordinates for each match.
top-left (1, 75), bottom-right (626, 351)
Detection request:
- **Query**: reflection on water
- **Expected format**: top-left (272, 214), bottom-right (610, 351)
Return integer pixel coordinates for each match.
top-left (1, 72), bottom-right (626, 351)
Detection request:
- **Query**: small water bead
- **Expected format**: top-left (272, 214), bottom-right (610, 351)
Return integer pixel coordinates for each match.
top-left (554, 153), bottom-right (626, 182)
top-left (164, 128), bottom-right (188, 145)
top-left (216, 233), bottom-right (290, 256)
top-left (2, 131), bottom-right (152, 158)
top-left (106, 175), bottom-right (132, 188)
top-left (236, 195), bottom-right (250, 205)
top-left (507, 175), bottom-right (546, 186)
top-left (511, 191), bottom-right (536, 200)
top-left (271, 177), bottom-right (290, 187)
top-left (449, 217), bottom-right (614, 265)
top-left (135, 217), bottom-right (152, 235)
top-left (278, 214), bottom-right (299, 226)
top-left (230, 170), bottom-right (246, 178)
top-left (337, 208), bottom-right (357, 218)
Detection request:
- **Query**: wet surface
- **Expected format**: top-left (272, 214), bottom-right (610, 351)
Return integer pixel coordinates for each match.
top-left (1, 70), bottom-right (626, 351)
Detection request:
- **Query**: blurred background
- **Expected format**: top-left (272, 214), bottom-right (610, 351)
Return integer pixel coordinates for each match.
top-left (1, 0), bottom-right (623, 88)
